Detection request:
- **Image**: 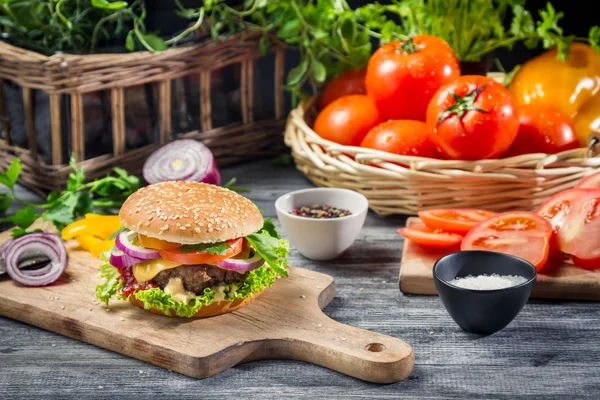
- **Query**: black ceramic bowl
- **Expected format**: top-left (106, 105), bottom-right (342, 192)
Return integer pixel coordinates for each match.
top-left (433, 250), bottom-right (537, 335)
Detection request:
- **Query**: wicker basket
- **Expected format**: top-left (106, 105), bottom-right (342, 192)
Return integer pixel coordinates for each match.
top-left (285, 96), bottom-right (600, 215)
top-left (0, 31), bottom-right (287, 194)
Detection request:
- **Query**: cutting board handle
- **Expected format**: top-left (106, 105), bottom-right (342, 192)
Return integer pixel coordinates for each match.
top-left (294, 312), bottom-right (414, 383)
top-left (239, 304), bottom-right (414, 384)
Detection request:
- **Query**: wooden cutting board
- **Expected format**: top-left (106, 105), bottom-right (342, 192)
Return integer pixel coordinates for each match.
top-left (399, 217), bottom-right (600, 301)
top-left (0, 234), bottom-right (413, 384)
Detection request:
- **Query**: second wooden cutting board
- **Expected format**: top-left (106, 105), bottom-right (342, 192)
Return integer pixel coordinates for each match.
top-left (399, 217), bottom-right (600, 301)
top-left (0, 234), bottom-right (414, 384)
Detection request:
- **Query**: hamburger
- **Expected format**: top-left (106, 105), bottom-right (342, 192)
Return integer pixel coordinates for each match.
top-left (96, 181), bottom-right (289, 318)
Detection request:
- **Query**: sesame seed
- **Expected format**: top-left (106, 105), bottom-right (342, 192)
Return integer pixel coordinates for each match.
top-left (59, 305), bottom-right (65, 310)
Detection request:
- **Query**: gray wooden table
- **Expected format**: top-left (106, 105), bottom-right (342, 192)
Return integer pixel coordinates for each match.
top-left (1, 159), bottom-right (599, 399)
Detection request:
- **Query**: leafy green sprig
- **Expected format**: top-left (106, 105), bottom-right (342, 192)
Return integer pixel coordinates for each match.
top-left (0, 157), bottom-right (141, 237)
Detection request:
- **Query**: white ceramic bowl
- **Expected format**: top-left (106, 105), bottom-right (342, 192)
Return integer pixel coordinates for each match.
top-left (275, 188), bottom-right (369, 260)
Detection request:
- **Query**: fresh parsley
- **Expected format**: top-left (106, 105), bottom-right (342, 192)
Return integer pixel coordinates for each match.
top-left (180, 242), bottom-right (231, 255)
top-left (222, 177), bottom-right (250, 193)
top-left (0, 156), bottom-right (141, 236)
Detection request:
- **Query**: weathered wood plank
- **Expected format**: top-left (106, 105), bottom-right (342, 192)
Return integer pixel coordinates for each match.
top-left (1, 159), bottom-right (599, 399)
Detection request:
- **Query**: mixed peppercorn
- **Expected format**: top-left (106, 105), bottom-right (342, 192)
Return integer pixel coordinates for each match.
top-left (291, 204), bottom-right (352, 219)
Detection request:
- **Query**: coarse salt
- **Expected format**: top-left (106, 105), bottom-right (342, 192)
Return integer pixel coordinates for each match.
top-left (448, 274), bottom-right (527, 290)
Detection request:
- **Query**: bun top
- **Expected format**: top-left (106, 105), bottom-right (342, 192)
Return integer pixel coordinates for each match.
top-left (119, 181), bottom-right (263, 244)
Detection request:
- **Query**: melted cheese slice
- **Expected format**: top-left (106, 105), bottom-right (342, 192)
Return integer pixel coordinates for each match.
top-left (164, 278), bottom-right (196, 304)
top-left (132, 259), bottom-right (182, 283)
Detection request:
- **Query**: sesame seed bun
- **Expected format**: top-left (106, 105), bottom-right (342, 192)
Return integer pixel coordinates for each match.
top-left (119, 181), bottom-right (263, 244)
top-left (129, 290), bottom-right (263, 318)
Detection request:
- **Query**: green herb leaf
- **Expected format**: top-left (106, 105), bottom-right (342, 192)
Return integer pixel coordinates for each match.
top-left (287, 58), bottom-right (309, 86)
top-left (180, 242), bottom-right (231, 255)
top-left (3, 205), bottom-right (40, 231)
top-left (590, 26), bottom-right (600, 54)
top-left (271, 153), bottom-right (292, 167)
top-left (312, 59), bottom-right (327, 83)
top-left (259, 35), bottom-right (271, 55)
top-left (142, 33), bottom-right (168, 51)
top-left (278, 19), bottom-right (302, 39)
top-left (11, 227), bottom-right (43, 239)
top-left (0, 194), bottom-right (12, 215)
top-left (222, 177), bottom-right (250, 193)
top-left (0, 158), bottom-right (22, 189)
top-left (125, 30), bottom-right (135, 51)
top-left (261, 217), bottom-right (280, 239)
top-left (91, 0), bottom-right (128, 11)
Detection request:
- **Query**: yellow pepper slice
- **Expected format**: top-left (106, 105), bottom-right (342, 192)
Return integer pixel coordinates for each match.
top-left (75, 235), bottom-right (115, 258)
top-left (61, 215), bottom-right (122, 241)
top-left (75, 234), bottom-right (102, 254)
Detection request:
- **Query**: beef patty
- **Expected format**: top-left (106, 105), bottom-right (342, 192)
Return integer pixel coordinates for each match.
top-left (153, 265), bottom-right (247, 294)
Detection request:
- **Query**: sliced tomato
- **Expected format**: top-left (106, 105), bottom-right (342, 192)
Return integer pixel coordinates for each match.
top-left (137, 234), bottom-right (182, 250)
top-left (397, 227), bottom-right (463, 249)
top-left (461, 211), bottom-right (553, 271)
top-left (537, 188), bottom-right (600, 269)
top-left (159, 238), bottom-right (244, 264)
top-left (418, 208), bottom-right (497, 235)
top-left (576, 171), bottom-right (600, 189)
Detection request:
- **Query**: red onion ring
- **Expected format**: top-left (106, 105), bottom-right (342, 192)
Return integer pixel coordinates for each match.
top-left (3, 233), bottom-right (68, 286)
top-left (109, 247), bottom-right (144, 269)
top-left (115, 231), bottom-right (160, 260)
top-left (142, 139), bottom-right (221, 185)
top-left (214, 252), bottom-right (265, 273)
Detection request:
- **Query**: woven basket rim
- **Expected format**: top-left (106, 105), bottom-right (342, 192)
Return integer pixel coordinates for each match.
top-left (0, 31), bottom-right (259, 61)
top-left (288, 96), bottom-right (600, 173)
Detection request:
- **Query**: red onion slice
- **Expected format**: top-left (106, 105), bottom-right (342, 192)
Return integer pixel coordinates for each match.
top-left (109, 247), bottom-right (144, 269)
top-left (115, 231), bottom-right (160, 260)
top-left (214, 252), bottom-right (265, 273)
top-left (143, 139), bottom-right (221, 185)
top-left (3, 233), bottom-right (68, 287)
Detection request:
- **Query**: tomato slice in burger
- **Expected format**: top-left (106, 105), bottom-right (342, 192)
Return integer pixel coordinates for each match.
top-left (397, 226), bottom-right (463, 249)
top-left (418, 208), bottom-right (497, 235)
top-left (461, 211), bottom-right (553, 271)
top-left (575, 171), bottom-right (600, 189)
top-left (159, 237), bottom-right (244, 264)
top-left (537, 188), bottom-right (600, 269)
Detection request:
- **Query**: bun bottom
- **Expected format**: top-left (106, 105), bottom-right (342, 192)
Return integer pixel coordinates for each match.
top-left (129, 290), bottom-right (263, 318)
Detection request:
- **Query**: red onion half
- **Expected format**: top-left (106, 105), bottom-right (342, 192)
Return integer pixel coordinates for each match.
top-left (116, 231), bottom-right (160, 260)
top-left (109, 247), bottom-right (144, 269)
top-left (143, 139), bottom-right (221, 185)
top-left (3, 233), bottom-right (68, 287)
top-left (214, 252), bottom-right (265, 273)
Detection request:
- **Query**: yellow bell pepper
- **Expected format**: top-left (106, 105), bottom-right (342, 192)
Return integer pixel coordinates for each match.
top-left (75, 234), bottom-right (115, 258)
top-left (508, 42), bottom-right (600, 147)
top-left (61, 215), bottom-right (122, 241)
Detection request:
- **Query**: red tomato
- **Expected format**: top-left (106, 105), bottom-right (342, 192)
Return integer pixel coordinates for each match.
top-left (365, 35), bottom-right (460, 121)
top-left (418, 208), bottom-right (498, 235)
top-left (360, 120), bottom-right (440, 158)
top-left (461, 211), bottom-right (553, 271)
top-left (159, 238), bottom-right (244, 265)
top-left (319, 68), bottom-right (366, 110)
top-left (537, 188), bottom-right (600, 269)
top-left (397, 226), bottom-right (463, 249)
top-left (576, 171), bottom-right (600, 189)
top-left (426, 75), bottom-right (520, 160)
top-left (313, 95), bottom-right (382, 146)
top-left (503, 104), bottom-right (579, 157)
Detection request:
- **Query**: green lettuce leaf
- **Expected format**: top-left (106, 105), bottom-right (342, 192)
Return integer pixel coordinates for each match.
top-left (133, 264), bottom-right (278, 318)
top-left (96, 260), bottom-right (123, 305)
top-left (246, 229), bottom-right (289, 277)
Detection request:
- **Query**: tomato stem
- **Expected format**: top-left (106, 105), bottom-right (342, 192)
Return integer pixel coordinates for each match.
top-left (394, 35), bottom-right (421, 54)
top-left (437, 83), bottom-right (490, 126)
